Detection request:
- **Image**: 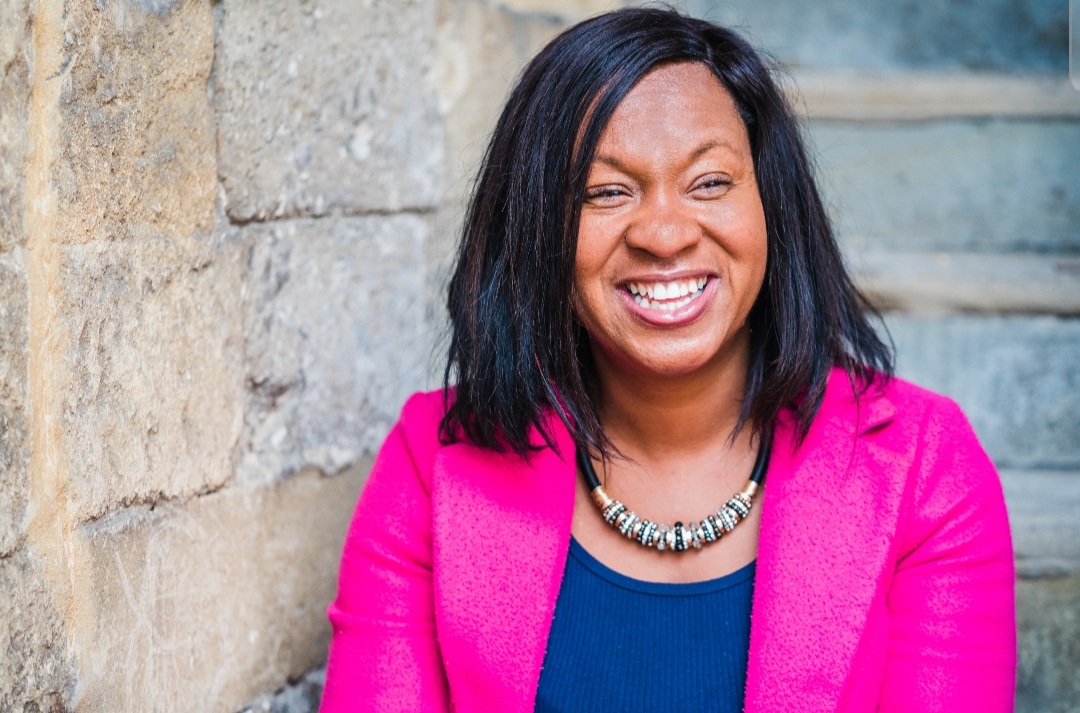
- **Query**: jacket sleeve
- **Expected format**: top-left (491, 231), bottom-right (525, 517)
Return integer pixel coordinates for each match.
top-left (878, 398), bottom-right (1016, 711)
top-left (321, 397), bottom-right (450, 712)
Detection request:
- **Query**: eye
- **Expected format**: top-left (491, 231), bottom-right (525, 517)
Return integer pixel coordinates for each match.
top-left (691, 174), bottom-right (733, 196)
top-left (583, 185), bottom-right (631, 206)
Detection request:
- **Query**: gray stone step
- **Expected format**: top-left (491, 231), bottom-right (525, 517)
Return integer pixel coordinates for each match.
top-left (852, 252), bottom-right (1080, 316)
top-left (1016, 572), bottom-right (1080, 713)
top-left (1005, 470), bottom-right (1080, 713)
top-left (673, 0), bottom-right (1065, 73)
top-left (883, 314), bottom-right (1080, 470)
top-left (789, 72), bottom-right (1080, 122)
top-left (1002, 470), bottom-right (1080, 579)
top-left (805, 120), bottom-right (1080, 254)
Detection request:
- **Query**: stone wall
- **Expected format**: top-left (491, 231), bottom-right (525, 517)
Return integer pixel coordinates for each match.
top-left (1, 0), bottom-right (1077, 711)
top-left (2, 0), bottom-right (440, 710)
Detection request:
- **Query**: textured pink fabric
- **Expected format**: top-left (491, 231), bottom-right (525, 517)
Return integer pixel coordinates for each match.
top-left (321, 370), bottom-right (1016, 712)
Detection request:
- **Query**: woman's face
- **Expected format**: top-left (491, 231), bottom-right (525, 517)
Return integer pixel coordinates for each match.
top-left (573, 62), bottom-right (768, 382)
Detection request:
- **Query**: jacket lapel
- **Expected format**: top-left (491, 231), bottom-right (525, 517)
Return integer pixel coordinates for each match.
top-left (745, 374), bottom-right (898, 713)
top-left (430, 424), bottom-right (576, 713)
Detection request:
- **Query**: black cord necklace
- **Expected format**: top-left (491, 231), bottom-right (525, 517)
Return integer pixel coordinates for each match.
top-left (576, 430), bottom-right (771, 553)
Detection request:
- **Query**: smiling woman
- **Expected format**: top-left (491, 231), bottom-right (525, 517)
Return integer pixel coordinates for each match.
top-left (574, 62), bottom-right (767, 382)
top-left (320, 8), bottom-right (1016, 713)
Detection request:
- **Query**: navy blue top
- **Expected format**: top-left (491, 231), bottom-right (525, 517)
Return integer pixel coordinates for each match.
top-left (535, 538), bottom-right (755, 713)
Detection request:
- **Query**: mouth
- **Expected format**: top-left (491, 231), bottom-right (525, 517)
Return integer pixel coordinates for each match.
top-left (625, 276), bottom-right (709, 312)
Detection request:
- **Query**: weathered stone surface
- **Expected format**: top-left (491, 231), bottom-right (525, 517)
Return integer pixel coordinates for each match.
top-left (0, 0), bottom-right (30, 253)
top-left (70, 465), bottom-right (366, 713)
top-left (790, 72), bottom-right (1080, 121)
top-left (1006, 470), bottom-right (1080, 712)
top-left (852, 252), bottom-right (1080, 316)
top-left (237, 668), bottom-right (325, 713)
top-left (0, 260), bottom-right (29, 556)
top-left (241, 216), bottom-right (428, 483)
top-left (0, 548), bottom-right (73, 712)
top-left (435, 0), bottom-right (561, 203)
top-left (214, 0), bottom-right (444, 221)
top-left (885, 315), bottom-right (1080, 470)
top-left (496, 0), bottom-right (617, 16)
top-left (678, 0), bottom-right (1067, 73)
top-left (53, 0), bottom-right (216, 244)
top-left (430, 0), bottom-right (561, 370)
top-left (1002, 470), bottom-right (1080, 578)
top-left (60, 236), bottom-right (246, 523)
top-left (1017, 574), bottom-right (1080, 713)
top-left (811, 120), bottom-right (1080, 255)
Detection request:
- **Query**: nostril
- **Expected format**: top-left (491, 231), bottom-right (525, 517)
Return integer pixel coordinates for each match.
top-left (624, 223), bottom-right (702, 257)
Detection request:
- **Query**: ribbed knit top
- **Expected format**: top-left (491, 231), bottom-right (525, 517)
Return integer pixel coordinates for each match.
top-left (534, 538), bottom-right (755, 712)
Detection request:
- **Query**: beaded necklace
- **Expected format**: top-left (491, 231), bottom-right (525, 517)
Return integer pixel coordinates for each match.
top-left (576, 432), bottom-right (771, 553)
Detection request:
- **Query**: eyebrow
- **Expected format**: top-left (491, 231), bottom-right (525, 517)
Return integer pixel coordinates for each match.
top-left (592, 139), bottom-right (740, 171)
top-left (690, 139), bottom-right (738, 160)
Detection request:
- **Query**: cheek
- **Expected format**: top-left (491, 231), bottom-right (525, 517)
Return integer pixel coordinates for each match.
top-left (570, 258), bottom-right (593, 327)
top-left (743, 242), bottom-right (767, 309)
top-left (570, 268), bottom-right (601, 331)
top-left (736, 198), bottom-right (769, 290)
top-left (572, 229), bottom-right (603, 309)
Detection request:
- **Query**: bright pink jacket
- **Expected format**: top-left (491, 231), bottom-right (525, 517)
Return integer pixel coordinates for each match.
top-left (322, 370), bottom-right (1016, 712)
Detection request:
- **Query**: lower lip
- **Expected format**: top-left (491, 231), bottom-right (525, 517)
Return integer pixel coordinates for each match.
top-left (621, 279), bottom-right (716, 327)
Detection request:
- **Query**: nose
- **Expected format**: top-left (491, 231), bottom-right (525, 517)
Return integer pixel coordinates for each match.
top-left (623, 191), bottom-right (701, 259)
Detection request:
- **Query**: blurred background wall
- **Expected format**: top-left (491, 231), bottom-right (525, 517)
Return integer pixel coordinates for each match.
top-left (0, 0), bottom-right (1076, 711)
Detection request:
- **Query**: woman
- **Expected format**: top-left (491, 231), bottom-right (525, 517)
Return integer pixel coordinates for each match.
top-left (321, 8), bottom-right (1015, 712)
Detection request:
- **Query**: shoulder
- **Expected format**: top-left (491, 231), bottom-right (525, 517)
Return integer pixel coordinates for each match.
top-left (387, 388), bottom-right (453, 478)
top-left (820, 369), bottom-right (1007, 551)
top-left (397, 388), bottom-right (451, 440)
top-left (817, 366), bottom-right (977, 442)
top-left (812, 367), bottom-right (1002, 516)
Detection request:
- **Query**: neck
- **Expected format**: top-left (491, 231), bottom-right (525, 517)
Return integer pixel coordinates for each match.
top-left (589, 338), bottom-right (753, 462)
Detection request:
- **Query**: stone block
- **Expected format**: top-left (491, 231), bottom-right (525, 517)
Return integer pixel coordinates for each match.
top-left (0, 260), bottom-right (29, 556)
top-left (1002, 470), bottom-right (1080, 578)
top-left (59, 236), bottom-right (246, 523)
top-left (241, 216), bottom-right (428, 483)
top-left (1007, 470), bottom-right (1080, 710)
top-left (214, 0), bottom-right (444, 221)
top-left (435, 0), bottom-right (562, 206)
top-left (885, 315), bottom-right (1080, 470)
top-left (790, 72), bottom-right (1080, 122)
top-left (0, 548), bottom-right (73, 712)
top-left (852, 252), bottom-right (1080, 316)
top-left (1017, 574), bottom-right (1080, 713)
top-left (69, 465), bottom-right (366, 713)
top-left (677, 0), bottom-right (1066, 73)
top-left (809, 120), bottom-right (1080, 255)
top-left (51, 0), bottom-right (217, 243)
top-left (496, 0), bottom-right (617, 15)
top-left (0, 0), bottom-right (31, 252)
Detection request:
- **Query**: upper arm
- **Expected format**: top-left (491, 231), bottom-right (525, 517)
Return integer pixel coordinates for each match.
top-left (321, 410), bottom-right (450, 713)
top-left (879, 399), bottom-right (1016, 711)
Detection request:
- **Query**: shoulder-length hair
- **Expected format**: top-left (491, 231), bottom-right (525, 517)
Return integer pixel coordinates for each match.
top-left (441, 7), bottom-right (893, 458)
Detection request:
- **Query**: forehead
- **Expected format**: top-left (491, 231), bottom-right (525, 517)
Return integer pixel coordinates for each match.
top-left (594, 62), bottom-right (750, 162)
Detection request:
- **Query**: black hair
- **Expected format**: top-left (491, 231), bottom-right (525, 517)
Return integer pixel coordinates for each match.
top-left (441, 7), bottom-right (893, 458)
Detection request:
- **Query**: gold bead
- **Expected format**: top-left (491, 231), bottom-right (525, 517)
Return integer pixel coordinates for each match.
top-left (592, 486), bottom-right (613, 510)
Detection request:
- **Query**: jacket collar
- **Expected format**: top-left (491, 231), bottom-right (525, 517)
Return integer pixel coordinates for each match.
top-left (431, 419), bottom-right (577, 713)
top-left (745, 371), bottom-right (897, 712)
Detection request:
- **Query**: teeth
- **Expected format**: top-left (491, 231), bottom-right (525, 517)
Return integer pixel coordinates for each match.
top-left (627, 277), bottom-right (708, 310)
